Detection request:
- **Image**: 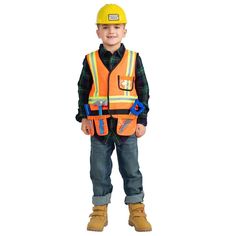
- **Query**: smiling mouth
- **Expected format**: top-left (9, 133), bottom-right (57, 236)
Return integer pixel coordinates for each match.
top-left (107, 36), bottom-right (116, 39)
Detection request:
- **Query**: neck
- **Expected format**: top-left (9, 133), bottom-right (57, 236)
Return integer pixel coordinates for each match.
top-left (103, 43), bottom-right (121, 54)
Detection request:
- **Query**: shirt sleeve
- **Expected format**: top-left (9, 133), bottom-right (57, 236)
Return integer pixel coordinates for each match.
top-left (75, 57), bottom-right (93, 122)
top-left (135, 53), bottom-right (150, 126)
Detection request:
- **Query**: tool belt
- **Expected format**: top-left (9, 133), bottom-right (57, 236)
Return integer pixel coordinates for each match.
top-left (86, 114), bottom-right (137, 136)
top-left (84, 99), bottom-right (144, 137)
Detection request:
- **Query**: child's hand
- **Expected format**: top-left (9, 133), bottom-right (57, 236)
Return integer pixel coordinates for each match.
top-left (81, 118), bottom-right (92, 135)
top-left (135, 124), bottom-right (146, 138)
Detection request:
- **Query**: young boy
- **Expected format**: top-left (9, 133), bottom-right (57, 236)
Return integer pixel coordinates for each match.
top-left (76, 4), bottom-right (151, 232)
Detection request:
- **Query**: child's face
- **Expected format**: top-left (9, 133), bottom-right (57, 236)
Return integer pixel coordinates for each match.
top-left (96, 24), bottom-right (127, 49)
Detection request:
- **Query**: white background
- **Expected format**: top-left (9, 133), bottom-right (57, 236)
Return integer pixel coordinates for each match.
top-left (0, 0), bottom-right (236, 235)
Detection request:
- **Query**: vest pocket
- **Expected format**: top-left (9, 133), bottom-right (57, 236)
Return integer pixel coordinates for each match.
top-left (118, 76), bottom-right (134, 91)
top-left (116, 114), bottom-right (137, 136)
top-left (93, 116), bottom-right (109, 136)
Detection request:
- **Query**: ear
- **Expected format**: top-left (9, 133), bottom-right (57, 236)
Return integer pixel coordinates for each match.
top-left (123, 29), bottom-right (127, 37)
top-left (96, 29), bottom-right (101, 39)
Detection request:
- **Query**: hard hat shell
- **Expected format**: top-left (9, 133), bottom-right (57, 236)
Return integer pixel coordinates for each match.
top-left (96, 4), bottom-right (127, 24)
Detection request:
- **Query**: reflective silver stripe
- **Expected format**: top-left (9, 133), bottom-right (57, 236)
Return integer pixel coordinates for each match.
top-left (125, 50), bottom-right (136, 96)
top-left (88, 52), bottom-right (99, 97)
top-left (88, 96), bottom-right (137, 104)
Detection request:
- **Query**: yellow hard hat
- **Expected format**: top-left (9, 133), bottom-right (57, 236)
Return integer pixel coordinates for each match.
top-left (96, 4), bottom-right (127, 24)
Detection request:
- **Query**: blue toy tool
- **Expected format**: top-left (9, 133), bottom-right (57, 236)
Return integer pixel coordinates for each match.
top-left (94, 100), bottom-right (107, 135)
top-left (130, 99), bottom-right (145, 116)
top-left (119, 99), bottom-right (145, 133)
top-left (84, 104), bottom-right (91, 116)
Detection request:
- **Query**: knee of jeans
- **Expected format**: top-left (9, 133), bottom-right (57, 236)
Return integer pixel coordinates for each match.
top-left (90, 163), bottom-right (112, 179)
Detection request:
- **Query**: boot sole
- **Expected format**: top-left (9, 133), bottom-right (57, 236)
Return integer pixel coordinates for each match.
top-left (128, 221), bottom-right (152, 232)
top-left (87, 221), bottom-right (108, 231)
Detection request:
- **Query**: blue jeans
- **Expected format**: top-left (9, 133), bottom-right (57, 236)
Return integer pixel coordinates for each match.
top-left (90, 134), bottom-right (144, 205)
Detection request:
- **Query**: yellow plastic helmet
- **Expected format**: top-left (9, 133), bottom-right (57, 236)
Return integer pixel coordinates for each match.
top-left (96, 4), bottom-right (127, 24)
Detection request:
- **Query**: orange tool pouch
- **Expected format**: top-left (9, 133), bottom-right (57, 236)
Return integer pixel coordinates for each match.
top-left (87, 115), bottom-right (109, 136)
top-left (114, 114), bottom-right (137, 136)
top-left (86, 116), bottom-right (95, 136)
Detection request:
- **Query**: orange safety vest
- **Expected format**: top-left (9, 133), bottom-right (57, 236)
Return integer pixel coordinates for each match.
top-left (86, 49), bottom-right (140, 136)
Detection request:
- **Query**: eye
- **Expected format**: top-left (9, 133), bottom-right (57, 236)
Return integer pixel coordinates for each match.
top-left (115, 26), bottom-right (121, 29)
top-left (102, 26), bottom-right (108, 29)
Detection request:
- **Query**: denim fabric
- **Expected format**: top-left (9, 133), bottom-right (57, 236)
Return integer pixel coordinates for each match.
top-left (90, 134), bottom-right (144, 205)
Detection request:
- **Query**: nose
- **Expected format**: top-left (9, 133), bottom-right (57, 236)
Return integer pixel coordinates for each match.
top-left (108, 26), bottom-right (115, 34)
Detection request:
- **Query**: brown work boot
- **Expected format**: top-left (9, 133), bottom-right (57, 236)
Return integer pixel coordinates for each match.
top-left (128, 203), bottom-right (152, 231)
top-left (87, 205), bottom-right (108, 231)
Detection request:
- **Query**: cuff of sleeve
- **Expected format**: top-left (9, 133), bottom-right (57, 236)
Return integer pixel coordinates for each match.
top-left (137, 117), bottom-right (147, 126)
top-left (75, 114), bottom-right (86, 122)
